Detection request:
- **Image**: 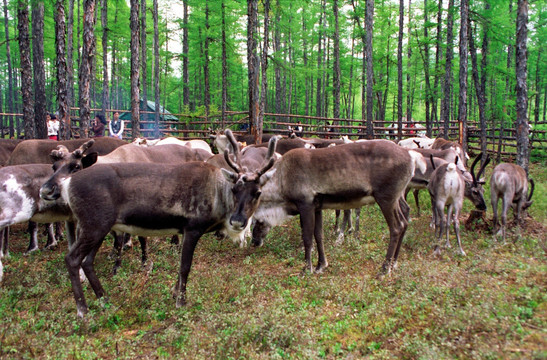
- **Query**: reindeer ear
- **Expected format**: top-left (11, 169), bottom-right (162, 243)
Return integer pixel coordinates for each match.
top-left (259, 168), bottom-right (276, 186)
top-left (221, 168), bottom-right (239, 183)
top-left (82, 152), bottom-right (98, 168)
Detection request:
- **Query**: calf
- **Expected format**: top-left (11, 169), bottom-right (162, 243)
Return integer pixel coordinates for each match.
top-left (431, 137), bottom-right (469, 167)
top-left (40, 130), bottom-right (276, 317)
top-left (427, 154), bottom-right (489, 256)
top-left (490, 163), bottom-right (534, 243)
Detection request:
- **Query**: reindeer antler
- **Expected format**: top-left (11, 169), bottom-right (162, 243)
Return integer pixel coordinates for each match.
top-left (470, 153), bottom-right (482, 185)
top-left (50, 145), bottom-right (71, 161)
top-left (72, 139), bottom-right (95, 159)
top-left (224, 129), bottom-right (243, 173)
top-left (257, 136), bottom-right (279, 176)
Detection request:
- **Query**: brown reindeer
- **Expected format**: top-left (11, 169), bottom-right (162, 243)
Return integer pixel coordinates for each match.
top-left (252, 140), bottom-right (426, 275)
top-left (39, 130), bottom-right (276, 317)
top-left (490, 163), bottom-right (534, 243)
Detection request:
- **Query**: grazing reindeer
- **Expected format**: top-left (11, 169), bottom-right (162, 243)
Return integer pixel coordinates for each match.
top-left (252, 140), bottom-right (426, 275)
top-left (427, 154), bottom-right (489, 256)
top-left (490, 163), bottom-right (534, 243)
top-left (40, 130), bottom-right (276, 317)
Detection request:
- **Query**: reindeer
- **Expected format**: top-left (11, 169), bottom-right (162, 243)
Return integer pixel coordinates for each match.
top-left (427, 154), bottom-right (489, 256)
top-left (251, 140), bottom-right (426, 275)
top-left (490, 163), bottom-right (534, 243)
top-left (39, 130), bottom-right (276, 317)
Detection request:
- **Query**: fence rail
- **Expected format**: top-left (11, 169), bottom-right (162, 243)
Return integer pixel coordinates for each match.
top-left (1, 109), bottom-right (545, 160)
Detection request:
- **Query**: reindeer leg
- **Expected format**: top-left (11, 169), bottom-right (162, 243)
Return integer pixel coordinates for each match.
top-left (335, 210), bottom-right (349, 245)
top-left (377, 200), bottom-right (404, 275)
top-left (413, 189), bottom-right (421, 217)
top-left (297, 203), bottom-right (316, 274)
top-left (393, 203), bottom-right (410, 269)
top-left (45, 223), bottom-right (58, 250)
top-left (314, 209), bottom-right (328, 273)
top-left (501, 193), bottom-right (511, 244)
top-left (454, 208), bottom-right (465, 256)
top-left (174, 229), bottom-right (203, 308)
top-left (334, 209), bottom-right (341, 233)
top-left (491, 193), bottom-right (499, 237)
top-left (25, 221), bottom-right (39, 254)
top-left (81, 238), bottom-right (107, 300)
top-left (65, 221), bottom-right (76, 249)
top-left (445, 204), bottom-right (453, 248)
top-left (111, 231), bottom-right (124, 275)
top-left (0, 227), bottom-right (8, 258)
top-left (138, 236), bottom-right (147, 266)
top-left (354, 208), bottom-right (361, 236)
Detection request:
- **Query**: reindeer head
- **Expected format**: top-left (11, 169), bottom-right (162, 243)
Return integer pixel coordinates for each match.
top-left (40, 140), bottom-right (98, 201)
top-left (462, 153), bottom-right (490, 211)
top-left (220, 129), bottom-right (277, 238)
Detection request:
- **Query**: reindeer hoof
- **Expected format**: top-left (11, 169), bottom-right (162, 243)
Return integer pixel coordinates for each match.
top-left (24, 247), bottom-right (39, 255)
top-left (44, 241), bottom-right (58, 251)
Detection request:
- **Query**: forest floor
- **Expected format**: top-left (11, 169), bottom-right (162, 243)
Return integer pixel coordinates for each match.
top-left (0, 162), bottom-right (545, 359)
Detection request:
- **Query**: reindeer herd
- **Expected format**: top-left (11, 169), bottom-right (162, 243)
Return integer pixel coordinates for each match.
top-left (0, 129), bottom-right (535, 317)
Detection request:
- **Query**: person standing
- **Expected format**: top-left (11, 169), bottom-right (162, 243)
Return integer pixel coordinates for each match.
top-left (92, 114), bottom-right (106, 137)
top-left (47, 113), bottom-right (60, 140)
top-left (108, 111), bottom-right (124, 139)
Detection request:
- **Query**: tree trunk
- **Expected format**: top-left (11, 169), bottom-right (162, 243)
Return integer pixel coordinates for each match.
top-left (397, 0), bottom-right (403, 141)
top-left (56, 0), bottom-right (70, 140)
top-left (259, 0), bottom-right (270, 129)
top-left (153, 0), bottom-right (160, 138)
top-left (182, 0), bottom-right (189, 108)
top-left (67, 0), bottom-right (74, 114)
top-left (365, 0), bottom-right (374, 139)
top-left (130, 0), bottom-right (140, 138)
top-left (110, 1), bottom-right (118, 109)
top-left (247, 0), bottom-right (260, 142)
top-left (469, 22), bottom-right (486, 163)
top-left (406, 0), bottom-right (413, 126)
top-left (204, 1), bottom-right (210, 116)
top-left (315, 0), bottom-right (323, 118)
top-left (141, 0), bottom-right (147, 109)
top-left (515, 0), bottom-right (529, 172)
top-left (32, 1), bottom-right (47, 139)
top-left (333, 0), bottom-right (341, 122)
top-left (78, 0), bottom-right (96, 138)
top-left (3, 0), bottom-right (14, 137)
top-left (458, 0), bottom-right (469, 151)
top-left (440, 0), bottom-right (454, 139)
top-left (221, 0), bottom-right (227, 127)
top-left (423, 0), bottom-right (432, 136)
top-left (101, 0), bottom-right (109, 115)
top-left (432, 0), bottom-right (443, 129)
top-left (18, 0), bottom-right (34, 138)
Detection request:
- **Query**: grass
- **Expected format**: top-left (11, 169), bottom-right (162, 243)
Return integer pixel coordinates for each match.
top-left (0, 164), bottom-right (545, 359)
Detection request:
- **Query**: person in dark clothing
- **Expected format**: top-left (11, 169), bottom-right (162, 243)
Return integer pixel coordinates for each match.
top-left (92, 114), bottom-right (107, 137)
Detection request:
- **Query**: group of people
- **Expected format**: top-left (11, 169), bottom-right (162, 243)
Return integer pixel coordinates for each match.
top-left (46, 111), bottom-right (125, 140)
top-left (92, 111), bottom-right (124, 139)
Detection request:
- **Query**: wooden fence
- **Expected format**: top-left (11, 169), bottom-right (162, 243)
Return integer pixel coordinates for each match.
top-left (1, 109), bottom-right (545, 160)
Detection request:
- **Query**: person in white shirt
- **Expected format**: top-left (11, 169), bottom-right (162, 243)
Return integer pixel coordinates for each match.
top-left (47, 113), bottom-right (60, 140)
top-left (108, 111), bottom-right (124, 139)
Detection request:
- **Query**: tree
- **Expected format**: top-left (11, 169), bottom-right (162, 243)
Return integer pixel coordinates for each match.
top-left (440, 0), bottom-right (455, 138)
top-left (130, 0), bottom-right (140, 138)
top-left (333, 0), bottom-right (341, 122)
top-left (182, 0), bottom-right (189, 108)
top-left (55, 0), bottom-right (70, 139)
top-left (365, 0), bottom-right (374, 139)
top-left (247, 0), bottom-right (260, 142)
top-left (141, 0), bottom-right (147, 108)
top-left (397, 0), bottom-right (404, 140)
top-left (515, 0), bottom-right (529, 172)
top-left (79, 0), bottom-right (96, 138)
top-left (153, 0), bottom-right (159, 138)
top-left (18, 0), bottom-right (34, 139)
top-left (259, 0), bottom-right (270, 128)
top-left (32, 0), bottom-right (47, 139)
top-left (101, 0), bottom-right (109, 114)
top-left (3, 0), bottom-right (15, 137)
top-left (458, 0), bottom-right (469, 151)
